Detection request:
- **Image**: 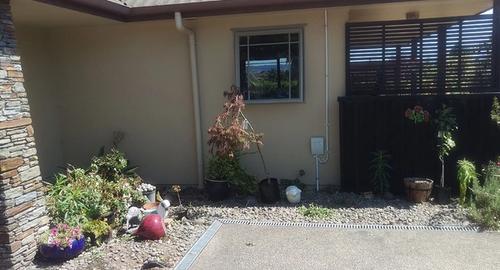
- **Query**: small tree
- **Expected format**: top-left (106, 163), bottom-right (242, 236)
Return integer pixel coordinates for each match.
top-left (435, 105), bottom-right (457, 188)
top-left (207, 86), bottom-right (267, 194)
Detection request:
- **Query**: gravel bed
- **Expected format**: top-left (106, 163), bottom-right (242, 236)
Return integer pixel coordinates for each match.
top-left (30, 192), bottom-right (471, 270)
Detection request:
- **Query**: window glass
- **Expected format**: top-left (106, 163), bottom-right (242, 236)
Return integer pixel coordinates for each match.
top-left (237, 29), bottom-right (303, 102)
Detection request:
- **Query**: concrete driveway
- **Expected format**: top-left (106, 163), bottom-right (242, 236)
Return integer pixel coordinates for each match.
top-left (176, 221), bottom-right (500, 270)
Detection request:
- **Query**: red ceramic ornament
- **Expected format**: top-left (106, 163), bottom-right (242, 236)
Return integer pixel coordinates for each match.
top-left (135, 214), bottom-right (166, 240)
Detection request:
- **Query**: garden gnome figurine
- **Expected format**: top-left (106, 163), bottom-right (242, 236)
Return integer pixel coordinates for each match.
top-left (126, 206), bottom-right (143, 230)
top-left (157, 199), bottom-right (171, 219)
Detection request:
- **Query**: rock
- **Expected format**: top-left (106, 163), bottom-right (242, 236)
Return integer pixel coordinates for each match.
top-left (29, 192), bottom-right (473, 270)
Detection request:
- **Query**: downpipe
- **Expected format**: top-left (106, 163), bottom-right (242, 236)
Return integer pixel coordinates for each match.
top-left (175, 12), bottom-right (204, 189)
top-left (315, 9), bottom-right (331, 192)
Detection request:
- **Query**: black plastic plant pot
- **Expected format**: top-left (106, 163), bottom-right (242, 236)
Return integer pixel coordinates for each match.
top-left (434, 186), bottom-right (451, 204)
top-left (205, 179), bottom-right (230, 202)
top-left (259, 178), bottom-right (280, 204)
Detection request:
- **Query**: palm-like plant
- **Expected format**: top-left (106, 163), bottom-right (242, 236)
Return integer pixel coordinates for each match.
top-left (457, 159), bottom-right (478, 206)
top-left (369, 150), bottom-right (392, 195)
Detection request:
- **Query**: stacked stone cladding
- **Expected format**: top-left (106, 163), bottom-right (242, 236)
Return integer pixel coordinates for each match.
top-left (0, 0), bottom-right (48, 269)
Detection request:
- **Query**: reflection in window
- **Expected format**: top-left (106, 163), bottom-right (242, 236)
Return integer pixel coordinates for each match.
top-left (236, 29), bottom-right (303, 102)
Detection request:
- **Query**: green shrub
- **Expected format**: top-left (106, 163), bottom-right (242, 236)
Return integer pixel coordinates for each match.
top-left (207, 155), bottom-right (257, 195)
top-left (369, 150), bottom-right (391, 195)
top-left (83, 220), bottom-right (111, 246)
top-left (47, 149), bottom-right (146, 238)
top-left (457, 159), bottom-right (478, 206)
top-left (491, 97), bottom-right (500, 126)
top-left (47, 168), bottom-right (107, 226)
top-left (298, 204), bottom-right (334, 219)
top-left (469, 161), bottom-right (500, 230)
top-left (89, 147), bottom-right (138, 182)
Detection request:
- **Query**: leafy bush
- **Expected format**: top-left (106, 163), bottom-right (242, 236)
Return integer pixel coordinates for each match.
top-left (89, 147), bottom-right (138, 182)
top-left (369, 150), bottom-right (391, 195)
top-left (83, 220), bottom-right (111, 246)
top-left (47, 168), bottom-right (107, 226)
top-left (491, 97), bottom-right (500, 126)
top-left (298, 204), bottom-right (334, 219)
top-left (457, 159), bottom-right (478, 206)
top-left (207, 155), bottom-right (257, 195)
top-left (469, 161), bottom-right (500, 230)
top-left (46, 149), bottom-right (146, 246)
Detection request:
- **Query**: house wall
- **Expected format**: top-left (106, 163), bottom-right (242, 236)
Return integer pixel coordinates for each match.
top-left (46, 23), bottom-right (198, 185)
top-left (15, 28), bottom-right (64, 179)
top-left (12, 0), bottom-right (492, 185)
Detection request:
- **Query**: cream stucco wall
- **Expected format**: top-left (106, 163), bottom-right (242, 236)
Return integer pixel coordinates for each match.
top-left (47, 23), bottom-right (198, 184)
top-left (194, 8), bottom-right (349, 185)
top-left (16, 27), bottom-right (64, 179)
top-left (13, 0), bottom-right (492, 185)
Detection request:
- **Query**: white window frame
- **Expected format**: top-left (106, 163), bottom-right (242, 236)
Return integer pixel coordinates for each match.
top-left (234, 26), bottom-right (305, 104)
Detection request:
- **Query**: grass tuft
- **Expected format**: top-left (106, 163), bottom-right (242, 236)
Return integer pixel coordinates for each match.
top-left (298, 203), bottom-right (334, 219)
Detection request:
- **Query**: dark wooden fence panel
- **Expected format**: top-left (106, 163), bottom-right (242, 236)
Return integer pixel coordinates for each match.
top-left (338, 94), bottom-right (500, 194)
top-left (346, 14), bottom-right (496, 96)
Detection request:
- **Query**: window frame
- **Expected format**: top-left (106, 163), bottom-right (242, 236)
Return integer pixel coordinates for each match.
top-left (234, 25), bottom-right (305, 104)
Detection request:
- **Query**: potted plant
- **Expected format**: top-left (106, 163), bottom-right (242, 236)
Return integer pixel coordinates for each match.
top-left (403, 105), bottom-right (434, 203)
top-left (138, 183), bottom-right (156, 202)
top-left (434, 104), bottom-right (457, 204)
top-left (38, 224), bottom-right (85, 261)
top-left (206, 86), bottom-right (262, 201)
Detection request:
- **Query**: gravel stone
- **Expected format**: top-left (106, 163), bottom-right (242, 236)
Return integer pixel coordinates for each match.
top-left (30, 192), bottom-right (471, 270)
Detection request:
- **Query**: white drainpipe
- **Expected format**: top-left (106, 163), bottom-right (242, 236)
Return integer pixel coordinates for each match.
top-left (315, 9), bottom-right (330, 191)
top-left (320, 8), bottom-right (330, 164)
top-left (175, 12), bottom-right (204, 189)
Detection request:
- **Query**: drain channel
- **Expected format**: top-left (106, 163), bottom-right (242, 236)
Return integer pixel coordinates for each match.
top-left (219, 219), bottom-right (480, 232)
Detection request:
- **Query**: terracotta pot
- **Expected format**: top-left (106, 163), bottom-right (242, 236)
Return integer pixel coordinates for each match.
top-left (404, 177), bottom-right (433, 203)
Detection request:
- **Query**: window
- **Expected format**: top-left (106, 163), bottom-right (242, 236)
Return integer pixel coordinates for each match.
top-left (235, 27), bottom-right (304, 103)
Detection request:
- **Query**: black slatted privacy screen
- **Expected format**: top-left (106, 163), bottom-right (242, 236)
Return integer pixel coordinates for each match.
top-left (346, 15), bottom-right (494, 96)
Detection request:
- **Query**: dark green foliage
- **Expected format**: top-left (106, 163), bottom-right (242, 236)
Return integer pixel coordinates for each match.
top-left (369, 150), bottom-right (391, 194)
top-left (83, 220), bottom-right (111, 246)
top-left (469, 160), bottom-right (500, 230)
top-left (456, 159), bottom-right (478, 206)
top-left (435, 104), bottom-right (457, 187)
top-left (492, 97), bottom-right (500, 126)
top-left (90, 147), bottom-right (138, 182)
top-left (47, 150), bottom-right (146, 246)
top-left (207, 155), bottom-right (257, 195)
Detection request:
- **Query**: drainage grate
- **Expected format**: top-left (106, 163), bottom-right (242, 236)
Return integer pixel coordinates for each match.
top-left (218, 219), bottom-right (480, 232)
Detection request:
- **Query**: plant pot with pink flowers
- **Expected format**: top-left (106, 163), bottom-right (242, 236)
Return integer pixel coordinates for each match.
top-left (37, 224), bottom-right (85, 261)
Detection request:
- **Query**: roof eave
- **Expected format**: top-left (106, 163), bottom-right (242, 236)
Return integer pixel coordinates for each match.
top-left (35, 0), bottom-right (419, 22)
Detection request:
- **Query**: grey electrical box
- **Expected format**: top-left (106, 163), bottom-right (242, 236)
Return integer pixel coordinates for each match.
top-left (310, 137), bottom-right (325, 156)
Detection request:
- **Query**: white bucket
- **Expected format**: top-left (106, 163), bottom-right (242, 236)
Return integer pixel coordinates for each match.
top-left (286, 186), bottom-right (302, 204)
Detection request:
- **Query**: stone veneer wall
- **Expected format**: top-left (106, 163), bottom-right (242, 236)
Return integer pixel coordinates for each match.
top-left (0, 0), bottom-right (49, 269)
